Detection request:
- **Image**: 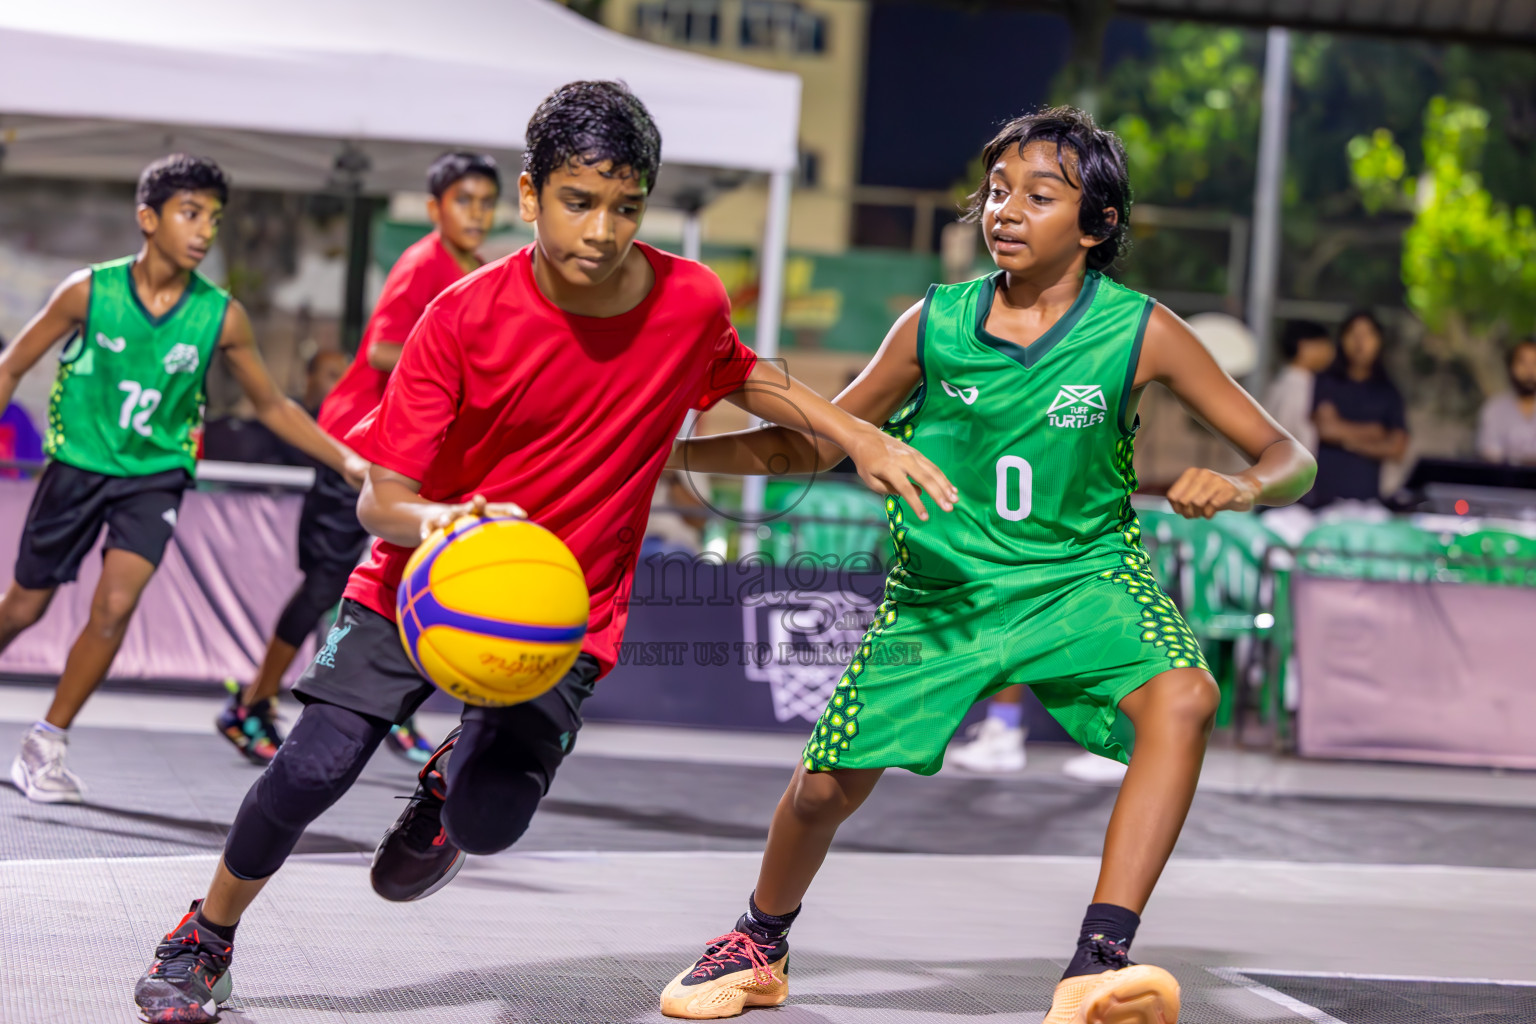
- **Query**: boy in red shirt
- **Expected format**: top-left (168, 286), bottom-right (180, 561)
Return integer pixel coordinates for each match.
top-left (215, 153), bottom-right (501, 766)
top-left (134, 80), bottom-right (955, 1024)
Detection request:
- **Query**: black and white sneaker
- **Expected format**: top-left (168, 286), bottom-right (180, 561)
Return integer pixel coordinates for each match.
top-left (660, 915), bottom-right (790, 1019)
top-left (370, 730), bottom-right (465, 902)
top-left (133, 900), bottom-right (234, 1023)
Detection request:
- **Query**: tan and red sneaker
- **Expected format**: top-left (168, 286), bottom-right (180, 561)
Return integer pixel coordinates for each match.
top-left (660, 927), bottom-right (789, 1019)
top-left (1044, 964), bottom-right (1181, 1024)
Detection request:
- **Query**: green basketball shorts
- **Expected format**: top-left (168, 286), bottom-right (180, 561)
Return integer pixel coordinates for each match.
top-left (801, 564), bottom-right (1210, 776)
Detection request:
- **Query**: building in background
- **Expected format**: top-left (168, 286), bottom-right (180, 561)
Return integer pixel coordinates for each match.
top-left (596, 0), bottom-right (868, 254)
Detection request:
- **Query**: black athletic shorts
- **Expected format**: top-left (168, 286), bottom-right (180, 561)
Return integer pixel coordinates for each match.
top-left (14, 460), bottom-right (190, 590)
top-left (294, 599), bottom-right (600, 777)
top-left (297, 464), bottom-right (370, 576)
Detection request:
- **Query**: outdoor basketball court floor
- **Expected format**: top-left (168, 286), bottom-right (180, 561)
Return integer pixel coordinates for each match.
top-left (2, 690), bottom-right (1534, 1023)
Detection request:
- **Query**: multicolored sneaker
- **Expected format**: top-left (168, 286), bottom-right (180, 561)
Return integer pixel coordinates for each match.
top-left (1044, 965), bottom-right (1181, 1024)
top-left (385, 715), bottom-right (435, 765)
top-left (133, 900), bottom-right (234, 1024)
top-left (214, 683), bottom-right (283, 765)
top-left (10, 723), bottom-right (85, 803)
top-left (370, 731), bottom-right (464, 902)
top-left (947, 716), bottom-right (1027, 773)
top-left (660, 920), bottom-right (790, 1019)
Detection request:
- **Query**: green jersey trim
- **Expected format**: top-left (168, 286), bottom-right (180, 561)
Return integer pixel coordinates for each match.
top-left (915, 282), bottom-right (936, 376)
top-left (974, 269), bottom-right (1101, 370)
top-left (122, 261), bottom-right (195, 328)
top-left (1119, 297), bottom-right (1155, 436)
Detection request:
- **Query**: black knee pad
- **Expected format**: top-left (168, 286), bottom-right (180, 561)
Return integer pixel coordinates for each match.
top-left (440, 719), bottom-right (548, 856)
top-left (222, 701), bottom-right (390, 879)
top-left (274, 567), bottom-right (351, 648)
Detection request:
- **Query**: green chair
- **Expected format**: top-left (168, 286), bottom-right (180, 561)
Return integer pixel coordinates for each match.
top-left (1445, 529), bottom-right (1536, 587)
top-left (761, 477), bottom-right (890, 565)
top-left (1296, 519), bottom-right (1452, 583)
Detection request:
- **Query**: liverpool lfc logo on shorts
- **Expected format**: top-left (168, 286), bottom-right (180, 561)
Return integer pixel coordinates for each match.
top-left (1046, 384), bottom-right (1107, 428)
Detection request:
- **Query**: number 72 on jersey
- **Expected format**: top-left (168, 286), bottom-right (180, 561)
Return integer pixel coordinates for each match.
top-left (118, 380), bottom-right (163, 437)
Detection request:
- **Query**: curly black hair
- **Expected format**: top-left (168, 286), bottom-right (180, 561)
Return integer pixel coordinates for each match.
top-left (427, 152), bottom-right (501, 199)
top-left (136, 154), bottom-right (230, 213)
top-left (963, 106), bottom-right (1131, 272)
top-left (523, 80), bottom-right (661, 195)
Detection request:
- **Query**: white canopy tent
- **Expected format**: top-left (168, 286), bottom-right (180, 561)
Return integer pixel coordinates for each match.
top-left (0, 0), bottom-right (800, 539)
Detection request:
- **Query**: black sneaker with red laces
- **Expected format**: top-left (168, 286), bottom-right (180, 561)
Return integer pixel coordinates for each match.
top-left (133, 900), bottom-right (234, 1023)
top-left (370, 730), bottom-right (465, 902)
top-left (659, 915), bottom-right (791, 1019)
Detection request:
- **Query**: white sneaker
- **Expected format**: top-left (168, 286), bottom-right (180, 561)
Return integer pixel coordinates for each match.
top-left (1061, 751), bottom-right (1128, 785)
top-left (947, 717), bottom-right (1026, 773)
top-left (10, 725), bottom-right (86, 803)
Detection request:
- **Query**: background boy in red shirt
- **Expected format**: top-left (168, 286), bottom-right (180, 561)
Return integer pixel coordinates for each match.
top-left (134, 80), bottom-right (954, 1024)
top-left (216, 152), bottom-right (501, 766)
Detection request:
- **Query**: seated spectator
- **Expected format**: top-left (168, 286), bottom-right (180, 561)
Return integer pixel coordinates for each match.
top-left (1476, 339), bottom-right (1536, 465)
top-left (0, 402), bottom-right (44, 479)
top-left (1262, 319), bottom-right (1334, 453)
top-left (1308, 310), bottom-right (1409, 507)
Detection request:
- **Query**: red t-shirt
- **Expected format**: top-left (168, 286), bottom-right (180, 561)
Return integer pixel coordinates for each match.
top-left (318, 232), bottom-right (473, 440)
top-left (343, 242), bottom-right (756, 677)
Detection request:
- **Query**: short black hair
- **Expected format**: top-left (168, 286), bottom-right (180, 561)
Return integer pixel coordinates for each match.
top-left (136, 154), bottom-right (229, 213)
top-left (1280, 319), bottom-right (1330, 362)
top-left (1508, 338), bottom-right (1536, 370)
top-left (427, 152), bottom-right (501, 199)
top-left (963, 106), bottom-right (1131, 272)
top-left (523, 80), bottom-right (662, 195)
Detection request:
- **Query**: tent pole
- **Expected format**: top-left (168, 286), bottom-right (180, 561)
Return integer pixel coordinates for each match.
top-left (341, 189), bottom-right (374, 354)
top-left (1245, 26), bottom-right (1290, 396)
top-left (739, 169), bottom-right (792, 557)
top-left (682, 207), bottom-right (702, 263)
top-left (676, 206), bottom-right (705, 448)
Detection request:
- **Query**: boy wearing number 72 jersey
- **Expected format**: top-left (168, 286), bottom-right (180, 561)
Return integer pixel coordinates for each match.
top-left (0, 154), bottom-right (365, 804)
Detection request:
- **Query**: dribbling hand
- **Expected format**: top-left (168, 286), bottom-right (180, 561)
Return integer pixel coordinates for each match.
top-left (341, 454), bottom-right (369, 490)
top-left (423, 493), bottom-right (527, 540)
top-left (1166, 468), bottom-right (1259, 519)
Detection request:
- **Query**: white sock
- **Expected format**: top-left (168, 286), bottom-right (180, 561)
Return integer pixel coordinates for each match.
top-left (32, 720), bottom-right (65, 735)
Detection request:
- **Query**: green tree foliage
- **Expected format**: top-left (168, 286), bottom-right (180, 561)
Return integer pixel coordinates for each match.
top-left (1350, 97), bottom-right (1536, 396)
top-left (1095, 25), bottom-right (1264, 208)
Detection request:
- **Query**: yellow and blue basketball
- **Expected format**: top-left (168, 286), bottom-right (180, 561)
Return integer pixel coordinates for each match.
top-left (395, 515), bottom-right (589, 707)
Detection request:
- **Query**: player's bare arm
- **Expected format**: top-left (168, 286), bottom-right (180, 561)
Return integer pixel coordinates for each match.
top-left (1137, 303), bottom-right (1316, 518)
top-left (0, 270), bottom-right (91, 412)
top-left (358, 466), bottom-right (524, 547)
top-left (670, 303), bottom-right (957, 520)
top-left (218, 301), bottom-right (368, 487)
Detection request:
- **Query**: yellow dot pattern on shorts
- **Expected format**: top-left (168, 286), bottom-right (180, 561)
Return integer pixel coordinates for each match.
top-left (801, 465), bottom-right (917, 772)
top-left (1098, 565), bottom-right (1209, 672)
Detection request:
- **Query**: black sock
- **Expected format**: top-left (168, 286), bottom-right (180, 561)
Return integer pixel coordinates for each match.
top-left (193, 910), bottom-right (238, 944)
top-left (1062, 902), bottom-right (1139, 979)
top-left (739, 892), bottom-right (799, 944)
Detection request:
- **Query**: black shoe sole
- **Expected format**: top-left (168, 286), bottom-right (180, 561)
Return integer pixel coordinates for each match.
top-left (369, 844), bottom-right (466, 902)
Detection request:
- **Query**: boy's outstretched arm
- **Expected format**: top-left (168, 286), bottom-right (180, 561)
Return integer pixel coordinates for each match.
top-left (219, 301), bottom-right (368, 488)
top-left (357, 467), bottom-right (525, 547)
top-left (1140, 304), bottom-right (1316, 518)
top-left (673, 302), bottom-right (957, 520)
top-left (0, 270), bottom-right (90, 412)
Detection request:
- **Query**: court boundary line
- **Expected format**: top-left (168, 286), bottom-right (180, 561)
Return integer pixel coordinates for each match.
top-left (1207, 967), bottom-right (1349, 1024)
top-left (1232, 967), bottom-right (1536, 988)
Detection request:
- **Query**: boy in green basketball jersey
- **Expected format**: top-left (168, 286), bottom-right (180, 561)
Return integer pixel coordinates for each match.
top-left (660, 108), bottom-right (1316, 1023)
top-left (1, 154), bottom-right (366, 804)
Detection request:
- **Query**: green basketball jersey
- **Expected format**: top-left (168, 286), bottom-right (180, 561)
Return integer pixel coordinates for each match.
top-left (46, 256), bottom-right (229, 477)
top-left (885, 269), bottom-right (1153, 587)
